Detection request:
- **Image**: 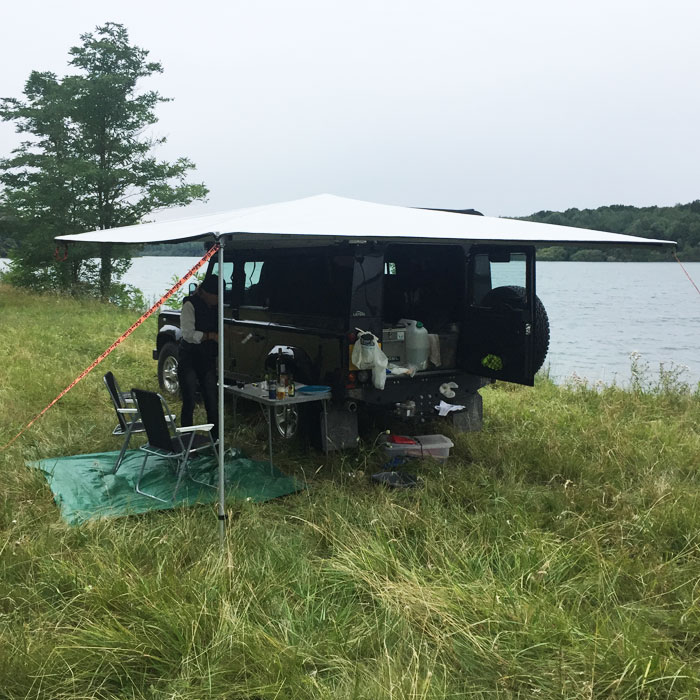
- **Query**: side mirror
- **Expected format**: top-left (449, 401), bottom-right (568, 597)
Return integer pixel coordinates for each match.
top-left (189, 282), bottom-right (197, 295)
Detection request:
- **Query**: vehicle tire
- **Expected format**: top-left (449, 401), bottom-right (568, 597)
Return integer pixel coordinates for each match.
top-left (158, 341), bottom-right (180, 396)
top-left (481, 285), bottom-right (550, 373)
top-left (273, 404), bottom-right (299, 439)
top-left (271, 402), bottom-right (319, 445)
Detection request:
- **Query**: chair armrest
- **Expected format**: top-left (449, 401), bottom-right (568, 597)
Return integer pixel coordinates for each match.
top-left (176, 424), bottom-right (214, 434)
top-left (117, 409), bottom-right (173, 418)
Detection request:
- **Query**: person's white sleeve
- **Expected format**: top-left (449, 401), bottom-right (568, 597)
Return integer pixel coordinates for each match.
top-left (181, 300), bottom-right (204, 344)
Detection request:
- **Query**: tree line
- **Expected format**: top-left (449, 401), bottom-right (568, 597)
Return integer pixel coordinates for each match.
top-left (521, 202), bottom-right (700, 262)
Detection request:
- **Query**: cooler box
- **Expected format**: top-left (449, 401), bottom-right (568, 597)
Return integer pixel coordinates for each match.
top-left (381, 434), bottom-right (454, 461)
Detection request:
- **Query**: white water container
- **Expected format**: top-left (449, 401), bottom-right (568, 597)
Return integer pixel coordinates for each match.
top-left (399, 318), bottom-right (429, 370)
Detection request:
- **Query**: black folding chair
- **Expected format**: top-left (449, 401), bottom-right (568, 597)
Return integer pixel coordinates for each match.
top-left (103, 371), bottom-right (145, 474)
top-left (131, 388), bottom-right (218, 502)
top-left (104, 372), bottom-right (176, 474)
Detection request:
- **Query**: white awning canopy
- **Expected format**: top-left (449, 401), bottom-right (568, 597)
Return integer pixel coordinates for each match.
top-left (55, 193), bottom-right (676, 248)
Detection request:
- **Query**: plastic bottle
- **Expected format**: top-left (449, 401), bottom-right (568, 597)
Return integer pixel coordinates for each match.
top-left (399, 318), bottom-right (429, 370)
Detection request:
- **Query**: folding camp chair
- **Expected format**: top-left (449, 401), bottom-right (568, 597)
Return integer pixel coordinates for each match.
top-left (104, 371), bottom-right (145, 474)
top-left (104, 372), bottom-right (175, 474)
top-left (131, 388), bottom-right (218, 502)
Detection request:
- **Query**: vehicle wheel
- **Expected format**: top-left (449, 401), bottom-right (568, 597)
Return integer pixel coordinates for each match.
top-left (482, 285), bottom-right (550, 373)
top-left (158, 341), bottom-right (180, 396)
top-left (269, 402), bottom-right (320, 446)
top-left (274, 405), bottom-right (300, 439)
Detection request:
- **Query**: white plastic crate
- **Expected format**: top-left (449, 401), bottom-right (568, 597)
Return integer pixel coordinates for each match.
top-left (381, 434), bottom-right (454, 461)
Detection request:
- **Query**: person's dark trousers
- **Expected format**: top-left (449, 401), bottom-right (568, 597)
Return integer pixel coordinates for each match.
top-left (178, 344), bottom-right (219, 440)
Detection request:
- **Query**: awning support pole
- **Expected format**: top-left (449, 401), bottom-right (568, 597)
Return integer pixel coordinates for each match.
top-left (216, 236), bottom-right (226, 545)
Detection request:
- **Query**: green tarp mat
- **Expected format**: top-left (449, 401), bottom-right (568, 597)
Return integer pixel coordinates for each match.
top-left (29, 449), bottom-right (304, 525)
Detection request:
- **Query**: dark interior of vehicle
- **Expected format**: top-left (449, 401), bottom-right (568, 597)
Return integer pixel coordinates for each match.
top-left (212, 244), bottom-right (465, 335)
top-left (382, 244), bottom-right (465, 332)
top-left (234, 253), bottom-right (354, 320)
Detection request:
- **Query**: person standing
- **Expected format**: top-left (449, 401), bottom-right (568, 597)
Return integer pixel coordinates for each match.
top-left (178, 275), bottom-right (219, 439)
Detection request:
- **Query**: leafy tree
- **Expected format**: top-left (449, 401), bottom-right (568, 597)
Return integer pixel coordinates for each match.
top-left (0, 23), bottom-right (208, 298)
top-left (0, 70), bottom-right (85, 290)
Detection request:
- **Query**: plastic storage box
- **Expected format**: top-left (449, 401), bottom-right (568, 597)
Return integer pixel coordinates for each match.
top-left (381, 434), bottom-right (454, 461)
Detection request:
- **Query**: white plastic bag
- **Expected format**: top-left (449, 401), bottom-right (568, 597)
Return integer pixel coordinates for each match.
top-left (352, 329), bottom-right (388, 390)
top-left (434, 400), bottom-right (465, 417)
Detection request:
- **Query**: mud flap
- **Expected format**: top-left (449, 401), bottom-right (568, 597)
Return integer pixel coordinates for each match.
top-left (448, 392), bottom-right (483, 432)
top-left (321, 405), bottom-right (360, 451)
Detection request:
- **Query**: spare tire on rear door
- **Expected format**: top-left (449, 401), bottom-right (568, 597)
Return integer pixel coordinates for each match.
top-left (480, 285), bottom-right (550, 374)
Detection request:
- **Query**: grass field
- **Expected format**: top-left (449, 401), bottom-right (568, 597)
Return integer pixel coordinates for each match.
top-left (1, 284), bottom-right (699, 699)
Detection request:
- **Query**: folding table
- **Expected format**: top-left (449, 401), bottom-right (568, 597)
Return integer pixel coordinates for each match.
top-left (226, 383), bottom-right (332, 469)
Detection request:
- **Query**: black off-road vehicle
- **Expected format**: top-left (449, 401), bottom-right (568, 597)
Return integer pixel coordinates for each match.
top-left (154, 239), bottom-right (549, 449)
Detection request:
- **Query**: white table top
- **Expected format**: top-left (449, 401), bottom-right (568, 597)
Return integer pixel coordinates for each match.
top-left (224, 382), bottom-right (332, 407)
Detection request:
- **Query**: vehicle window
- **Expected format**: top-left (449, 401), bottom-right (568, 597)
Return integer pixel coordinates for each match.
top-left (490, 253), bottom-right (526, 288)
top-left (204, 261), bottom-right (236, 306)
top-left (244, 261), bottom-right (261, 288)
top-left (240, 254), bottom-right (352, 316)
top-left (206, 260), bottom-right (234, 286)
top-left (220, 261), bottom-right (234, 286)
top-left (242, 261), bottom-right (266, 305)
top-left (471, 252), bottom-right (527, 306)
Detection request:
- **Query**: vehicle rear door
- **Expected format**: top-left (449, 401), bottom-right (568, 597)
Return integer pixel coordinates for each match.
top-left (460, 246), bottom-right (537, 385)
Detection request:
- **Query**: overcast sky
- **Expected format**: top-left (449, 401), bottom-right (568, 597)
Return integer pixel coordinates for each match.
top-left (1, 0), bottom-right (699, 218)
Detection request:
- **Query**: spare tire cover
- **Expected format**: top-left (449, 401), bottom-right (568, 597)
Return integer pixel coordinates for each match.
top-left (480, 285), bottom-right (550, 374)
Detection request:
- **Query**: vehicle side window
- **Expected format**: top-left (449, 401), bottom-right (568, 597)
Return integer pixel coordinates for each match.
top-left (219, 261), bottom-right (234, 285)
top-left (205, 260), bottom-right (235, 306)
top-left (239, 254), bottom-right (352, 316)
top-left (269, 255), bottom-right (352, 316)
top-left (220, 261), bottom-right (234, 305)
top-left (242, 261), bottom-right (266, 305)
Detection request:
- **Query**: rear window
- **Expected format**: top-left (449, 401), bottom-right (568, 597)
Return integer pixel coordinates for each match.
top-left (471, 251), bottom-right (527, 306)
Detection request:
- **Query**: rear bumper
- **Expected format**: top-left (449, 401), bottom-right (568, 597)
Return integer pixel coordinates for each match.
top-left (345, 370), bottom-right (487, 417)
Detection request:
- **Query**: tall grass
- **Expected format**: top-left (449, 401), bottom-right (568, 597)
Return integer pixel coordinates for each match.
top-left (1, 283), bottom-right (699, 698)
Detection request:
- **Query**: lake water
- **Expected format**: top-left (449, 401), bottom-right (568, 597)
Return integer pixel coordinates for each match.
top-left (536, 261), bottom-right (700, 387)
top-left (3, 256), bottom-right (699, 387)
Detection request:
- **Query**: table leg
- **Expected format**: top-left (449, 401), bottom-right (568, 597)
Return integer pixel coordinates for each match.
top-left (268, 405), bottom-right (274, 473)
top-left (322, 399), bottom-right (329, 456)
